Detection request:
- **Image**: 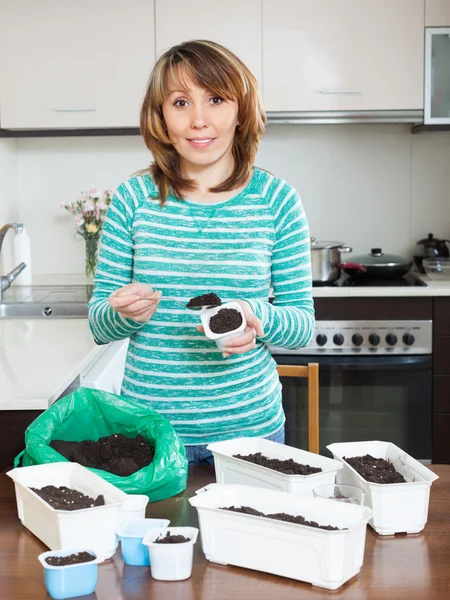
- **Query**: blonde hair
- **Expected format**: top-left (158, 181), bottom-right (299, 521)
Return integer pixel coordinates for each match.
top-left (140, 40), bottom-right (266, 205)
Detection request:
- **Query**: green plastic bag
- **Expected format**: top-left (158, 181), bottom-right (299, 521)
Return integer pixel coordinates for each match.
top-left (14, 387), bottom-right (188, 502)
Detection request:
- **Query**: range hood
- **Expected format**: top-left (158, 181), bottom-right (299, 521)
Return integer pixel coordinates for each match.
top-left (266, 110), bottom-right (423, 125)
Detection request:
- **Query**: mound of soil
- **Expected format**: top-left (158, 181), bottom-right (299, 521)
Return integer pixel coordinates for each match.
top-left (45, 551), bottom-right (96, 566)
top-left (344, 454), bottom-right (406, 484)
top-left (221, 506), bottom-right (343, 531)
top-left (234, 452), bottom-right (322, 475)
top-left (154, 532), bottom-right (190, 544)
top-left (186, 293), bottom-right (222, 308)
top-left (209, 308), bottom-right (243, 334)
top-left (50, 433), bottom-right (155, 477)
top-left (30, 485), bottom-right (105, 511)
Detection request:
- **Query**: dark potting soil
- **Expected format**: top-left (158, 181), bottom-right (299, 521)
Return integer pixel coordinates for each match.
top-left (154, 532), bottom-right (190, 544)
top-left (233, 452), bottom-right (322, 476)
top-left (30, 485), bottom-right (105, 511)
top-left (344, 454), bottom-right (406, 484)
top-left (50, 433), bottom-right (155, 477)
top-left (209, 308), bottom-right (243, 334)
top-left (45, 552), bottom-right (96, 567)
top-left (221, 506), bottom-right (343, 531)
top-left (186, 293), bottom-right (222, 308)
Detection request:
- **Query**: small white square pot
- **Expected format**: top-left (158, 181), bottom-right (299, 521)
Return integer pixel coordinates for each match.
top-left (142, 527), bottom-right (199, 581)
top-left (201, 302), bottom-right (246, 350)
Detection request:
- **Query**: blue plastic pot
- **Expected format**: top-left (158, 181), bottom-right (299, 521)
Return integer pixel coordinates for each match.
top-left (117, 518), bottom-right (170, 566)
top-left (38, 548), bottom-right (100, 600)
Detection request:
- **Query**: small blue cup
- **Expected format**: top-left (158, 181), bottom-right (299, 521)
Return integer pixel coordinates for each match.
top-left (117, 518), bottom-right (170, 566)
top-left (38, 548), bottom-right (99, 599)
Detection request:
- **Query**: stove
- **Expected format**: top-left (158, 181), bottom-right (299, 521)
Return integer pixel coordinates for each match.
top-left (313, 273), bottom-right (427, 288)
top-left (270, 319), bottom-right (432, 355)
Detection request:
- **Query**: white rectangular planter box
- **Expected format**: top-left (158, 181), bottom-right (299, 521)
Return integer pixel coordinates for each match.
top-left (207, 437), bottom-right (342, 495)
top-left (327, 441), bottom-right (439, 536)
top-left (7, 462), bottom-right (138, 560)
top-left (189, 483), bottom-right (372, 590)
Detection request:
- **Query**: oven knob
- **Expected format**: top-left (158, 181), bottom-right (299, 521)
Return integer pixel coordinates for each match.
top-left (403, 333), bottom-right (415, 346)
top-left (333, 334), bottom-right (344, 346)
top-left (316, 334), bottom-right (327, 346)
top-left (352, 333), bottom-right (364, 347)
top-left (386, 333), bottom-right (398, 346)
top-left (369, 333), bottom-right (380, 346)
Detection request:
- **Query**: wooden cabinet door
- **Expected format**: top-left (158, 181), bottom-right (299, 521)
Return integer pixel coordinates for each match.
top-left (155, 0), bottom-right (262, 86)
top-left (0, 0), bottom-right (155, 129)
top-left (263, 0), bottom-right (424, 112)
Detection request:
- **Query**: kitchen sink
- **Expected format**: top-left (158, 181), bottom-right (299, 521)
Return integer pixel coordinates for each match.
top-left (0, 285), bottom-right (90, 319)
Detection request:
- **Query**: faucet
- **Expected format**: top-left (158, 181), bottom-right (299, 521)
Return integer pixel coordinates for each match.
top-left (0, 222), bottom-right (27, 301)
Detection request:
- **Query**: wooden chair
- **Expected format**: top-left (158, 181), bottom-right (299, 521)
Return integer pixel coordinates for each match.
top-left (276, 363), bottom-right (319, 454)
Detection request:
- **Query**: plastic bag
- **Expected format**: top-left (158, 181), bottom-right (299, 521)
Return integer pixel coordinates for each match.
top-left (14, 387), bottom-right (188, 502)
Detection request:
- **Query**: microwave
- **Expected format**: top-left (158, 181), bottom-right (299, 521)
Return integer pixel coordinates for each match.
top-left (425, 27), bottom-right (450, 124)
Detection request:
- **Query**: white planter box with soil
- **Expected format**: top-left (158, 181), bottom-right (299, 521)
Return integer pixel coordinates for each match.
top-left (207, 437), bottom-right (342, 495)
top-left (327, 440), bottom-right (439, 535)
top-left (189, 483), bottom-right (373, 590)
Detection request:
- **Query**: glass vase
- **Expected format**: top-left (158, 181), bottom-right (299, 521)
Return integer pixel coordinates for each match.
top-left (85, 232), bottom-right (100, 280)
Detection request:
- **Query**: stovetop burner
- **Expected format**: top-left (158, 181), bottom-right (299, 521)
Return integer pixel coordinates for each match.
top-left (313, 273), bottom-right (426, 288)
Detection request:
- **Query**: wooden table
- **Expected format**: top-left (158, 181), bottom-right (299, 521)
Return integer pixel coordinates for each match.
top-left (1, 465), bottom-right (450, 600)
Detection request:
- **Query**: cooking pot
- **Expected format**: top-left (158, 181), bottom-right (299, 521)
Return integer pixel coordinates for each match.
top-left (342, 248), bottom-right (412, 281)
top-left (413, 233), bottom-right (450, 272)
top-left (310, 238), bottom-right (355, 283)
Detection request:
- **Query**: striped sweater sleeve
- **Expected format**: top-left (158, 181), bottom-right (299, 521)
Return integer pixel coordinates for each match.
top-left (88, 182), bottom-right (146, 344)
top-left (245, 182), bottom-right (315, 349)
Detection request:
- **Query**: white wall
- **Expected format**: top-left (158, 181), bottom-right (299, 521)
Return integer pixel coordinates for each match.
top-left (10, 125), bottom-right (450, 275)
top-left (0, 138), bottom-right (18, 273)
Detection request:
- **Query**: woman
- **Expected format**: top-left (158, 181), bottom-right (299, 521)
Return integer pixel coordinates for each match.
top-left (88, 40), bottom-right (314, 465)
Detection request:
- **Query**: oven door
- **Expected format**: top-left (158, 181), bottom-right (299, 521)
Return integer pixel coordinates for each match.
top-left (274, 354), bottom-right (432, 462)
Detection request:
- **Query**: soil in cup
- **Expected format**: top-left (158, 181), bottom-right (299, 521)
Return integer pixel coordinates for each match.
top-left (344, 454), bottom-right (406, 484)
top-left (154, 532), bottom-right (190, 544)
top-left (209, 308), bottom-right (243, 334)
top-left (234, 452), bottom-right (322, 475)
top-left (186, 293), bottom-right (222, 308)
top-left (221, 506), bottom-right (344, 531)
top-left (45, 552), bottom-right (96, 566)
top-left (30, 485), bottom-right (105, 511)
top-left (50, 433), bottom-right (155, 477)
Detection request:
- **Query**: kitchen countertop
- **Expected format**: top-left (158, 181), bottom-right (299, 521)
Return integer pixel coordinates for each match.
top-left (23, 271), bottom-right (450, 297)
top-left (1, 464), bottom-right (449, 600)
top-left (0, 319), bottom-right (106, 410)
top-left (313, 274), bottom-right (450, 297)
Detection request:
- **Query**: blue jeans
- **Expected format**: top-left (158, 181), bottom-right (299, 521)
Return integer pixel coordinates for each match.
top-left (184, 426), bottom-right (285, 466)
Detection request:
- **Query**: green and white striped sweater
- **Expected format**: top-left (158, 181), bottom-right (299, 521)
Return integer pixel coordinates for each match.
top-left (88, 167), bottom-right (314, 445)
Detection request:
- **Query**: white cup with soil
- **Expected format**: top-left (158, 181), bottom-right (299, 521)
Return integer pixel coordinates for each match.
top-left (142, 527), bottom-right (199, 581)
top-left (201, 302), bottom-right (246, 350)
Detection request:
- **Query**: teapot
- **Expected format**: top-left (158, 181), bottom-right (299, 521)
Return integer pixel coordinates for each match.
top-left (413, 233), bottom-right (450, 272)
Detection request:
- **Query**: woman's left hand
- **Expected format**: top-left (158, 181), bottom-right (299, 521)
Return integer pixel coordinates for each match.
top-left (196, 300), bottom-right (264, 358)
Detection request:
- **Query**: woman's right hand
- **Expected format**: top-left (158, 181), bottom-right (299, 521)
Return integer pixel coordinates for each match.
top-left (109, 283), bottom-right (162, 323)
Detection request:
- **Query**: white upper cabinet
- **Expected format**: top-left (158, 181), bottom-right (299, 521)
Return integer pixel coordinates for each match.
top-left (263, 0), bottom-right (425, 112)
top-left (155, 0), bottom-right (262, 86)
top-left (0, 0), bottom-right (155, 129)
top-left (426, 0), bottom-right (450, 26)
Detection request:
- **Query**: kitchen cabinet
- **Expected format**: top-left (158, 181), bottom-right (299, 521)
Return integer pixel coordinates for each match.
top-left (433, 298), bottom-right (450, 463)
top-left (154, 0), bottom-right (262, 86)
top-left (262, 0), bottom-right (424, 112)
top-left (426, 0), bottom-right (450, 26)
top-left (424, 27), bottom-right (450, 124)
top-left (0, 0), bottom-right (155, 129)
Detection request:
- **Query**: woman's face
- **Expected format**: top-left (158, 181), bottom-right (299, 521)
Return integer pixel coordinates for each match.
top-left (162, 71), bottom-right (239, 171)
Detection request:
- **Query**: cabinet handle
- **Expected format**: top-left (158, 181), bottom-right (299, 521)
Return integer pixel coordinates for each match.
top-left (54, 108), bottom-right (97, 112)
top-left (317, 89), bottom-right (362, 95)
